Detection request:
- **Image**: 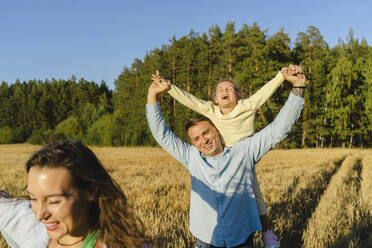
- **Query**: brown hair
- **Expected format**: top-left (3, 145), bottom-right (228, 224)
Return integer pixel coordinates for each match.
top-left (185, 114), bottom-right (217, 132)
top-left (212, 79), bottom-right (242, 101)
top-left (26, 140), bottom-right (147, 248)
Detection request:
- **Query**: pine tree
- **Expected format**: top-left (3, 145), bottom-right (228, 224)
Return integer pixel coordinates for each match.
top-left (293, 25), bottom-right (331, 147)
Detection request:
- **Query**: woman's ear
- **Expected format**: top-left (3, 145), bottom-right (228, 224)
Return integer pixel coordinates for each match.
top-left (87, 185), bottom-right (99, 201)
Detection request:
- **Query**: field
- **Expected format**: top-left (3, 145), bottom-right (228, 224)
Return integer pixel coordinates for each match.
top-left (0, 145), bottom-right (371, 248)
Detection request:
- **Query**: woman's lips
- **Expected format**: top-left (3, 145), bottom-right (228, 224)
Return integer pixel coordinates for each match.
top-left (44, 222), bottom-right (59, 231)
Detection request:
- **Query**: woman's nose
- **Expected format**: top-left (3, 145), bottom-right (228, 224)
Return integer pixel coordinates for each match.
top-left (35, 203), bottom-right (50, 221)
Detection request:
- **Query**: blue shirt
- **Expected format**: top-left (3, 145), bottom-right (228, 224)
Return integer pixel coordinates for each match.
top-left (146, 92), bottom-right (303, 247)
top-left (0, 198), bottom-right (49, 248)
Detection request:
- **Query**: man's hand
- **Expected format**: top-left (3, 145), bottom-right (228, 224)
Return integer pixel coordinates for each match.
top-left (281, 64), bottom-right (306, 87)
top-left (148, 70), bottom-right (170, 104)
top-left (151, 70), bottom-right (163, 86)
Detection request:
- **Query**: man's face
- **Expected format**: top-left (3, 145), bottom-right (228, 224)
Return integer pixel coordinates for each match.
top-left (187, 121), bottom-right (224, 157)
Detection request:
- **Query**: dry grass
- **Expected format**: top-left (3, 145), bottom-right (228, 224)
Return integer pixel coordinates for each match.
top-left (255, 149), bottom-right (349, 247)
top-left (0, 145), bottom-right (371, 248)
top-left (302, 153), bottom-right (372, 248)
top-left (361, 151), bottom-right (372, 215)
top-left (359, 151), bottom-right (372, 247)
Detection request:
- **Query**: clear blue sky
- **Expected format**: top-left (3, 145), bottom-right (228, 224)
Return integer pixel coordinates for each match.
top-left (1, 0), bottom-right (370, 89)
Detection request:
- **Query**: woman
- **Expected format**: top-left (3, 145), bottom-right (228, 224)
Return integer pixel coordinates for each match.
top-left (0, 140), bottom-right (148, 248)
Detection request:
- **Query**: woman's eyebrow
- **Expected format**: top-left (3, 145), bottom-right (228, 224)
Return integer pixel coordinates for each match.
top-left (26, 190), bottom-right (71, 198)
top-left (44, 193), bottom-right (70, 198)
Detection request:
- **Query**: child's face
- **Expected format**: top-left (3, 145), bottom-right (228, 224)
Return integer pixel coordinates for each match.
top-left (214, 81), bottom-right (238, 108)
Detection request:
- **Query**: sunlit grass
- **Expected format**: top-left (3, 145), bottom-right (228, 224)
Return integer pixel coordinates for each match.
top-left (0, 145), bottom-right (371, 247)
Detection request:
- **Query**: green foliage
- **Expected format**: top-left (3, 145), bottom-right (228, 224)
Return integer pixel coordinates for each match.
top-left (1, 23), bottom-right (371, 147)
top-left (85, 114), bottom-right (114, 146)
top-left (0, 126), bottom-right (13, 144)
top-left (26, 130), bottom-right (45, 145)
top-left (54, 116), bottom-right (82, 141)
top-left (26, 129), bottom-right (56, 145)
top-left (0, 77), bottom-right (113, 145)
top-left (325, 32), bottom-right (370, 147)
top-left (80, 103), bottom-right (100, 134)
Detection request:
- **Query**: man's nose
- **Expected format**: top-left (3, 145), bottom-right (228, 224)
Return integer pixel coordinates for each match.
top-left (201, 135), bottom-right (209, 144)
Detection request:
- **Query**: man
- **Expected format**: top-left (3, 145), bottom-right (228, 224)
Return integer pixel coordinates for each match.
top-left (146, 67), bottom-right (305, 248)
top-left (0, 191), bottom-right (49, 248)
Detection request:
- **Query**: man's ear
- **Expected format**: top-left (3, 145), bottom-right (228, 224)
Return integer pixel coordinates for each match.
top-left (220, 134), bottom-right (226, 146)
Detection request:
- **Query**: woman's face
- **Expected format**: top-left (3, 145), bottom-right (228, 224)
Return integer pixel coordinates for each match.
top-left (27, 166), bottom-right (91, 245)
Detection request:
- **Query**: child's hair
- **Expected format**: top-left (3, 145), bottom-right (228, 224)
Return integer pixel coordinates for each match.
top-left (212, 79), bottom-right (242, 101)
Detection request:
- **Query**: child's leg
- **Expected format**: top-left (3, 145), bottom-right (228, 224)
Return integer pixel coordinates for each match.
top-left (252, 170), bottom-right (269, 228)
top-left (252, 170), bottom-right (280, 248)
top-left (260, 214), bottom-right (270, 231)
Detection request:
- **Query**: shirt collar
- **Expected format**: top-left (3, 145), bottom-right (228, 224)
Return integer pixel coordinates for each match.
top-left (200, 146), bottom-right (230, 158)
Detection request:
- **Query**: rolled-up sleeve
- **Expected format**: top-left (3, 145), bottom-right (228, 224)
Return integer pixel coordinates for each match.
top-left (0, 198), bottom-right (49, 247)
top-left (245, 92), bottom-right (304, 164)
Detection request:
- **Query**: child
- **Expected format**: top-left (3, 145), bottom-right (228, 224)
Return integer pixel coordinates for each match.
top-left (153, 65), bottom-right (304, 248)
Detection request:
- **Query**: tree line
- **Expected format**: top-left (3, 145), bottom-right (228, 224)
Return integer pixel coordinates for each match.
top-left (1, 23), bottom-right (371, 147)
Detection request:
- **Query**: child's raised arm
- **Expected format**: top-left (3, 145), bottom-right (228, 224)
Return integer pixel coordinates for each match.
top-left (240, 70), bottom-right (285, 110)
top-left (152, 70), bottom-right (211, 115)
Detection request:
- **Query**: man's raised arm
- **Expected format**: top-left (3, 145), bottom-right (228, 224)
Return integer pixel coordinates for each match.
top-left (0, 193), bottom-right (49, 247)
top-left (146, 79), bottom-right (191, 168)
top-left (244, 66), bottom-right (306, 163)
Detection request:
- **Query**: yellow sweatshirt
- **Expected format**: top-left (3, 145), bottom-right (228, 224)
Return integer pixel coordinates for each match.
top-left (168, 71), bottom-right (285, 147)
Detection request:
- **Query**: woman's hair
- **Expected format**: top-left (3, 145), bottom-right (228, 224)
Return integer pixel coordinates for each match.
top-left (212, 79), bottom-right (242, 101)
top-left (26, 140), bottom-right (147, 248)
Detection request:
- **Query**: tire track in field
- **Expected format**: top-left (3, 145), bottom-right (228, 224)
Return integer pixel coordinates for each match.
top-left (301, 154), bottom-right (369, 248)
top-left (359, 153), bottom-right (372, 247)
top-left (335, 158), bottom-right (372, 248)
top-left (268, 156), bottom-right (346, 248)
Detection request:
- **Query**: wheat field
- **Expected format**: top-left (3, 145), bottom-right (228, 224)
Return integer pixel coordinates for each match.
top-left (0, 145), bottom-right (371, 248)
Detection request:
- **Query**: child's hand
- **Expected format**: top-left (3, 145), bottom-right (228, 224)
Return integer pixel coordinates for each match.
top-left (151, 70), bottom-right (167, 87)
top-left (148, 70), bottom-right (170, 100)
top-left (147, 79), bottom-right (170, 104)
top-left (282, 65), bottom-right (306, 87)
top-left (148, 80), bottom-right (170, 95)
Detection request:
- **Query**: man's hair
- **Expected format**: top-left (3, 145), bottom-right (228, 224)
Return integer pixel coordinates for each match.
top-left (185, 114), bottom-right (216, 132)
top-left (212, 79), bottom-right (242, 101)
